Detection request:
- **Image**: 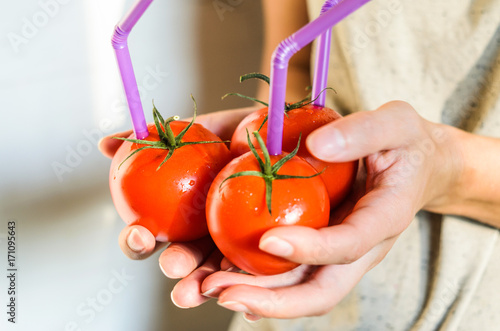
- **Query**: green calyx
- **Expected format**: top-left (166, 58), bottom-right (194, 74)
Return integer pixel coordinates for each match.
top-left (222, 72), bottom-right (336, 131)
top-left (220, 130), bottom-right (323, 215)
top-left (113, 95), bottom-right (227, 171)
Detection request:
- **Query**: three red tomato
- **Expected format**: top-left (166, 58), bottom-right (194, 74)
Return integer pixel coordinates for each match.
top-left (110, 102), bottom-right (356, 275)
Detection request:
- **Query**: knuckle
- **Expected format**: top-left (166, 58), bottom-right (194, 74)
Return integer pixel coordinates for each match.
top-left (309, 235), bottom-right (335, 264)
top-left (255, 299), bottom-right (280, 317)
top-left (385, 100), bottom-right (414, 113)
top-left (342, 237), bottom-right (365, 264)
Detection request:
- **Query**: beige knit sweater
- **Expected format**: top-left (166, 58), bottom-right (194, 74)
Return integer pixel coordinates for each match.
top-left (230, 0), bottom-right (500, 330)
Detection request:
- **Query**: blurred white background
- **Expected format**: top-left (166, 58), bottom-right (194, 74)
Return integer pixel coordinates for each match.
top-left (0, 0), bottom-right (262, 330)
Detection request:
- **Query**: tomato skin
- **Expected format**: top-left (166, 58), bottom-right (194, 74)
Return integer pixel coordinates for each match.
top-left (230, 105), bottom-right (358, 208)
top-left (206, 150), bottom-right (330, 276)
top-left (110, 122), bottom-right (231, 242)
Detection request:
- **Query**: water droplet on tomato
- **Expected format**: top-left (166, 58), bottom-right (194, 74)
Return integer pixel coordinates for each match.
top-left (189, 180), bottom-right (195, 186)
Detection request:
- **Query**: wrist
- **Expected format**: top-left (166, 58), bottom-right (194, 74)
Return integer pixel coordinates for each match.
top-left (424, 124), bottom-right (500, 227)
top-left (422, 123), bottom-right (466, 214)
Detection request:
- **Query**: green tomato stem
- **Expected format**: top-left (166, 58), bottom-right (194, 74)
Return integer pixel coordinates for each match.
top-left (221, 130), bottom-right (322, 215)
top-left (113, 96), bottom-right (227, 171)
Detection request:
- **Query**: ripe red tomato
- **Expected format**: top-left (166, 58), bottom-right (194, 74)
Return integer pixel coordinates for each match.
top-left (206, 138), bottom-right (330, 276)
top-left (230, 104), bottom-right (358, 209)
top-left (110, 117), bottom-right (231, 242)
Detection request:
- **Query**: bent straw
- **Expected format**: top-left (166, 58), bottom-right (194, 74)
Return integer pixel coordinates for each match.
top-left (312, 0), bottom-right (343, 107)
top-left (267, 0), bottom-right (370, 155)
top-left (112, 0), bottom-right (155, 140)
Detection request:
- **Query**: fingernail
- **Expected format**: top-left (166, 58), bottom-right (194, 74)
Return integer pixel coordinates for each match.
top-left (170, 291), bottom-right (189, 309)
top-left (159, 260), bottom-right (169, 278)
top-left (202, 287), bottom-right (222, 298)
top-left (97, 138), bottom-right (105, 151)
top-left (308, 128), bottom-right (346, 159)
top-left (218, 301), bottom-right (250, 313)
top-left (159, 253), bottom-right (185, 279)
top-left (127, 228), bottom-right (145, 253)
top-left (222, 265), bottom-right (238, 272)
top-left (259, 236), bottom-right (294, 257)
top-left (243, 313), bottom-right (262, 323)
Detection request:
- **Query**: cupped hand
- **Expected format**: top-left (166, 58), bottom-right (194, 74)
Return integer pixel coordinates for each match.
top-left (98, 106), bottom-right (257, 295)
top-left (197, 100), bottom-right (464, 319)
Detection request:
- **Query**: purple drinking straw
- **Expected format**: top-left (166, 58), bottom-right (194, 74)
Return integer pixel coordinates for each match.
top-left (112, 0), bottom-right (155, 140)
top-left (267, 0), bottom-right (371, 155)
top-left (312, 0), bottom-right (343, 107)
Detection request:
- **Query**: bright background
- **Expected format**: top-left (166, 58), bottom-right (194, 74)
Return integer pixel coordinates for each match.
top-left (0, 1), bottom-right (262, 330)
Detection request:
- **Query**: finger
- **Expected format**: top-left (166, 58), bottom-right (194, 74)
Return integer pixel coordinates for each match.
top-left (243, 313), bottom-right (262, 323)
top-left (98, 130), bottom-right (133, 158)
top-left (118, 225), bottom-right (166, 260)
top-left (217, 241), bottom-right (393, 319)
top-left (170, 250), bottom-right (223, 308)
top-left (201, 264), bottom-right (312, 298)
top-left (259, 185), bottom-right (412, 265)
top-left (159, 236), bottom-right (216, 279)
top-left (194, 107), bottom-right (258, 141)
top-left (306, 100), bottom-right (421, 162)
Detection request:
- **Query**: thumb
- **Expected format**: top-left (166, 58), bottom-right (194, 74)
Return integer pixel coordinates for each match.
top-left (306, 101), bottom-right (419, 162)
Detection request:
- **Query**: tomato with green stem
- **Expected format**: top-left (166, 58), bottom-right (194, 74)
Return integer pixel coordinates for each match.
top-left (206, 131), bottom-right (330, 276)
top-left (109, 97), bottom-right (231, 242)
top-left (226, 73), bottom-right (358, 209)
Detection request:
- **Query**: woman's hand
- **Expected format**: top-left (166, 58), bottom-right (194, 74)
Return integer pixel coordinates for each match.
top-left (98, 107), bottom-right (256, 293)
top-left (196, 100), bottom-right (474, 320)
